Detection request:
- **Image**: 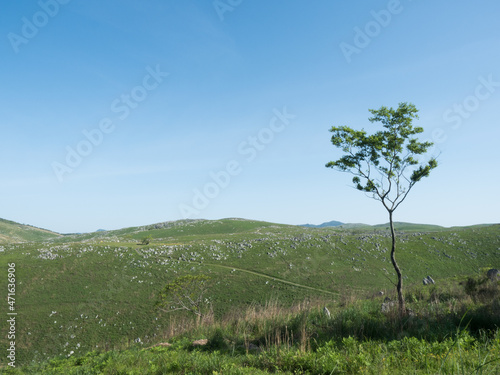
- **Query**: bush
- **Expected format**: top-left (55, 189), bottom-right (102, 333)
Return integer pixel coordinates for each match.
top-left (140, 235), bottom-right (152, 245)
top-left (463, 275), bottom-right (499, 303)
top-left (206, 328), bottom-right (228, 351)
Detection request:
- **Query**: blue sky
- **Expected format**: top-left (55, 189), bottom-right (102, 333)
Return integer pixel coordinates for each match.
top-left (1, 0), bottom-right (499, 233)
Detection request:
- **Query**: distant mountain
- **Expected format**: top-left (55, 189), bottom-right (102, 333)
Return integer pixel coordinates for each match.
top-left (0, 218), bottom-right (61, 243)
top-left (300, 221), bottom-right (448, 232)
top-left (301, 220), bottom-right (344, 228)
top-left (95, 229), bottom-right (107, 232)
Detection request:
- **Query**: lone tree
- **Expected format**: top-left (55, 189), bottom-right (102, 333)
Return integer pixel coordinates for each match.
top-left (156, 274), bottom-right (212, 319)
top-left (326, 102), bottom-right (437, 316)
top-left (140, 234), bottom-right (152, 245)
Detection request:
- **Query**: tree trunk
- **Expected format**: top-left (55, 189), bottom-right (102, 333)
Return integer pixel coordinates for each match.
top-left (389, 210), bottom-right (406, 317)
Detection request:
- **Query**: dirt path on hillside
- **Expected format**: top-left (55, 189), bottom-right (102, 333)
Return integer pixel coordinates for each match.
top-left (197, 262), bottom-right (340, 296)
top-left (149, 252), bottom-right (366, 296)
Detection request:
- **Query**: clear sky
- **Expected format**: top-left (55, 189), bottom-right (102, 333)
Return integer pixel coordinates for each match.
top-left (1, 0), bottom-right (499, 233)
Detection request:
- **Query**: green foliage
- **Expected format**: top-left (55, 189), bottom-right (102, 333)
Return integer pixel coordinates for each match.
top-left (326, 102), bottom-right (437, 211)
top-left (156, 274), bottom-right (213, 317)
top-left (206, 328), bottom-right (229, 351)
top-left (10, 301), bottom-right (500, 374)
top-left (140, 234), bottom-right (152, 245)
top-left (463, 274), bottom-right (500, 304)
top-left (464, 276), bottom-right (487, 296)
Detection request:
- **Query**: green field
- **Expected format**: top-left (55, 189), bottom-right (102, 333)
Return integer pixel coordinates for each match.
top-left (0, 218), bottom-right (499, 373)
top-left (0, 219), bottom-right (61, 244)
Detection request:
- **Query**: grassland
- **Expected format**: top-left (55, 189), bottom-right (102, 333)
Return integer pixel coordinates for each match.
top-left (4, 279), bottom-right (500, 374)
top-left (0, 218), bottom-right (61, 244)
top-left (0, 218), bottom-right (499, 373)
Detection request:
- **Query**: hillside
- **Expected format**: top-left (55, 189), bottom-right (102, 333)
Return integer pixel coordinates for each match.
top-left (0, 218), bottom-right (62, 243)
top-left (8, 286), bottom-right (500, 374)
top-left (0, 218), bottom-right (499, 367)
top-left (51, 218), bottom-right (290, 243)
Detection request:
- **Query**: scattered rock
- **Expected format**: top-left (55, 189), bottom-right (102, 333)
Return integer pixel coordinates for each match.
top-left (381, 300), bottom-right (396, 313)
top-left (192, 339), bottom-right (208, 347)
top-left (323, 306), bottom-right (331, 318)
top-left (248, 343), bottom-right (261, 351)
top-left (157, 342), bottom-right (172, 347)
top-left (423, 275), bottom-right (435, 285)
top-left (239, 343), bottom-right (262, 352)
top-left (487, 269), bottom-right (499, 281)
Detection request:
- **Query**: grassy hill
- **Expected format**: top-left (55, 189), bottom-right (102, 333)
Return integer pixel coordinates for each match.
top-left (0, 218), bottom-right (499, 370)
top-left (0, 218), bottom-right (61, 243)
top-left (335, 222), bottom-right (445, 231)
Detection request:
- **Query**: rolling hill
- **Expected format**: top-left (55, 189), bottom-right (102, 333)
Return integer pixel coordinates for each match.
top-left (0, 218), bottom-right (62, 243)
top-left (0, 217), bottom-right (499, 366)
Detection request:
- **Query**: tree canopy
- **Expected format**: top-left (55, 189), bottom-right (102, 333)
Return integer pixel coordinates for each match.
top-left (326, 102), bottom-right (437, 214)
top-left (156, 274), bottom-right (212, 318)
